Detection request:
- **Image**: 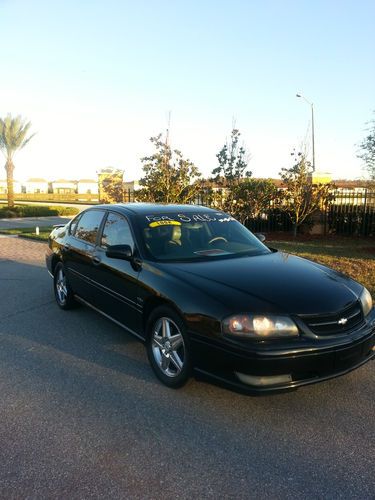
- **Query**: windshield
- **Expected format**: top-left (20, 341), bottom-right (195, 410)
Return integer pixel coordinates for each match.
top-left (138, 211), bottom-right (271, 261)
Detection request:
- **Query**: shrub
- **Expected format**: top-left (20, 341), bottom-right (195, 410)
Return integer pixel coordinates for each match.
top-left (0, 204), bottom-right (79, 218)
top-left (51, 206), bottom-right (79, 216)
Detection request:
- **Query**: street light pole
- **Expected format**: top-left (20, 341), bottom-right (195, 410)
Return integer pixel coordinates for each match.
top-left (296, 93), bottom-right (315, 172)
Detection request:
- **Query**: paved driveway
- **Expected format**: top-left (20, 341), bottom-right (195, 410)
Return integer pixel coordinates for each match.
top-left (0, 237), bottom-right (374, 499)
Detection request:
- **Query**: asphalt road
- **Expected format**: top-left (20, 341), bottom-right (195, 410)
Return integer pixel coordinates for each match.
top-left (0, 216), bottom-right (71, 230)
top-left (0, 237), bottom-right (374, 499)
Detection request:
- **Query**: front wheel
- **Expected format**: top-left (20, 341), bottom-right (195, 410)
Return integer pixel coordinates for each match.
top-left (146, 306), bottom-right (191, 388)
top-left (53, 262), bottom-right (77, 310)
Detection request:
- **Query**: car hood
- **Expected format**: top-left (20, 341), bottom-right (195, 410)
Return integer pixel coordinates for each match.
top-left (161, 251), bottom-right (362, 315)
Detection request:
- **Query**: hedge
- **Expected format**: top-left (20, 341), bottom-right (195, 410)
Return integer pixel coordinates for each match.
top-left (0, 205), bottom-right (79, 218)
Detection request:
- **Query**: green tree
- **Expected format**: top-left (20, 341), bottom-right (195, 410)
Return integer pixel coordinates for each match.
top-left (210, 128), bottom-right (252, 214)
top-left (137, 134), bottom-right (201, 203)
top-left (357, 112), bottom-right (375, 179)
top-left (0, 114), bottom-right (35, 207)
top-left (230, 178), bottom-right (279, 225)
top-left (279, 151), bottom-right (332, 237)
top-left (212, 128), bottom-right (251, 185)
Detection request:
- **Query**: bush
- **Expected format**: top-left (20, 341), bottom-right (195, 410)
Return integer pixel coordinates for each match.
top-left (0, 205), bottom-right (79, 218)
top-left (51, 206), bottom-right (80, 216)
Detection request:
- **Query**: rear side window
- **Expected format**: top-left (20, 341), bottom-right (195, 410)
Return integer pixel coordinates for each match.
top-left (69, 213), bottom-right (82, 235)
top-left (74, 210), bottom-right (105, 244)
top-left (101, 212), bottom-right (134, 248)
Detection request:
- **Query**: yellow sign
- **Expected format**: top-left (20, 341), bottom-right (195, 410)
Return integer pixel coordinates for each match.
top-left (312, 171), bottom-right (332, 184)
top-left (149, 220), bottom-right (181, 227)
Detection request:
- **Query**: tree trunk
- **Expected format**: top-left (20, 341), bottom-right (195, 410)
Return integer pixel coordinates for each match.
top-left (292, 223), bottom-right (298, 238)
top-left (5, 160), bottom-right (15, 208)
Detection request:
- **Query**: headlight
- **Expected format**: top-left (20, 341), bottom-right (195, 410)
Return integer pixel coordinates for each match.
top-left (222, 314), bottom-right (299, 338)
top-left (359, 287), bottom-right (373, 317)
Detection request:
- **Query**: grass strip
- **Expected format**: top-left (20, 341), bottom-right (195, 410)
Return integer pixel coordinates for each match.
top-left (0, 226), bottom-right (53, 241)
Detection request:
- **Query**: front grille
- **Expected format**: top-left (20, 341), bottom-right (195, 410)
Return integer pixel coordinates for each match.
top-left (300, 301), bottom-right (364, 336)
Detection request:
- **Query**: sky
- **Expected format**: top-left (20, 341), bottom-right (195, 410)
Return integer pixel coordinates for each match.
top-left (1, 0), bottom-right (374, 182)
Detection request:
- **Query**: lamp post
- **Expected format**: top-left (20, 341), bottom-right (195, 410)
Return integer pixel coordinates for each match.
top-left (296, 93), bottom-right (315, 172)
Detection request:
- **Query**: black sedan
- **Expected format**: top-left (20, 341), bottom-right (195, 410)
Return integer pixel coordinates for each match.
top-left (46, 203), bottom-right (375, 393)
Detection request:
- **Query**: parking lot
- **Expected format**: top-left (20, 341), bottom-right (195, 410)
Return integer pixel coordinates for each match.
top-left (0, 236), bottom-right (374, 499)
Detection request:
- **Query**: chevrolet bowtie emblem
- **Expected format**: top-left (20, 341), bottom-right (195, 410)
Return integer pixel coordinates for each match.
top-left (338, 317), bottom-right (348, 325)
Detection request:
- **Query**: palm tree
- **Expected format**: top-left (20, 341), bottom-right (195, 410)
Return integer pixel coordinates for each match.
top-left (0, 114), bottom-right (35, 207)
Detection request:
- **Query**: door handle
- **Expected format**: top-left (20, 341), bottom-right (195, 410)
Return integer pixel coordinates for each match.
top-left (92, 256), bottom-right (101, 265)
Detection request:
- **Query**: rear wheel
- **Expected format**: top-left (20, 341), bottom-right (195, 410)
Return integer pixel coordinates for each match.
top-left (146, 306), bottom-right (191, 388)
top-left (53, 262), bottom-right (77, 310)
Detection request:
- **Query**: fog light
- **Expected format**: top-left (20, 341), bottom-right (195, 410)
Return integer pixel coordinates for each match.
top-left (235, 372), bottom-right (292, 387)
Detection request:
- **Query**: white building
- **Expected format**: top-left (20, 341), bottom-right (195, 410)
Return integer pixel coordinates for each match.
top-left (0, 179), bottom-right (22, 194)
top-left (77, 179), bottom-right (98, 194)
top-left (51, 179), bottom-right (77, 194)
top-left (24, 178), bottom-right (49, 194)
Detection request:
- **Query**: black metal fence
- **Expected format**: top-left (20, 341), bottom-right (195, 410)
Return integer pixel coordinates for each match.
top-left (325, 189), bottom-right (375, 236)
top-left (202, 189), bottom-right (375, 236)
top-left (3, 187), bottom-right (373, 236)
top-left (112, 188), bottom-right (375, 237)
top-left (244, 210), bottom-right (294, 233)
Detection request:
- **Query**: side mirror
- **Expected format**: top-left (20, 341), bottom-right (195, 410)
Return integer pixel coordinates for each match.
top-left (106, 244), bottom-right (133, 260)
top-left (254, 233), bottom-right (266, 243)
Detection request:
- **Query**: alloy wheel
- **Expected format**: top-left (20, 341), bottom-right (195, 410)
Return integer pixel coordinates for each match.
top-left (55, 268), bottom-right (68, 305)
top-left (151, 317), bottom-right (185, 377)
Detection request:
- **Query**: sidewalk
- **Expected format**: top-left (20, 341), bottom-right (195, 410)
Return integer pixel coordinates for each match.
top-left (0, 233), bottom-right (47, 261)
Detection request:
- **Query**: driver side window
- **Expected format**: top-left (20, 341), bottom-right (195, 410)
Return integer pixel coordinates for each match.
top-left (101, 212), bottom-right (134, 248)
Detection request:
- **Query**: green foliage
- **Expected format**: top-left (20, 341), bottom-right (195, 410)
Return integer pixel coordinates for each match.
top-left (136, 134), bottom-right (201, 203)
top-left (0, 114), bottom-right (35, 208)
top-left (209, 128), bottom-right (252, 214)
top-left (230, 178), bottom-right (279, 224)
top-left (279, 152), bottom-right (332, 236)
top-left (212, 128), bottom-right (251, 186)
top-left (0, 205), bottom-right (79, 218)
top-left (52, 206), bottom-right (80, 216)
top-left (357, 112), bottom-right (375, 179)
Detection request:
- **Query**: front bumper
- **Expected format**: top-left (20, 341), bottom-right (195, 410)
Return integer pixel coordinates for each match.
top-left (191, 311), bottom-right (375, 394)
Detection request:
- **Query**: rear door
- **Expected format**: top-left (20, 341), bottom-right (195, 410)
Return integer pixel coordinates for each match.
top-left (63, 209), bottom-right (106, 301)
top-left (88, 211), bottom-right (142, 335)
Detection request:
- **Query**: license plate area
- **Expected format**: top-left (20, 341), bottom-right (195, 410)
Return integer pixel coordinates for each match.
top-left (335, 345), bottom-right (363, 371)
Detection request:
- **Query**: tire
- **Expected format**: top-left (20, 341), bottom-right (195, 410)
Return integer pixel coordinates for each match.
top-left (146, 306), bottom-right (191, 388)
top-left (53, 262), bottom-right (77, 310)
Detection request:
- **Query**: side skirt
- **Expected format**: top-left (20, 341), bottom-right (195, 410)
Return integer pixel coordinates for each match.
top-left (74, 295), bottom-right (145, 342)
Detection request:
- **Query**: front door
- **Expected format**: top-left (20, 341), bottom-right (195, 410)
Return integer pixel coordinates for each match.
top-left (88, 211), bottom-right (142, 336)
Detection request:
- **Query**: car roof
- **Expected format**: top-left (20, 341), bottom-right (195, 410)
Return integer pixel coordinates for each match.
top-left (92, 203), bottom-right (217, 215)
